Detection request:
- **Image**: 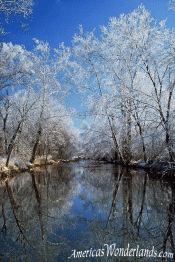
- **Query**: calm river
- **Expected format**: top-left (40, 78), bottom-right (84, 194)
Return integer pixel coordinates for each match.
top-left (0, 161), bottom-right (174, 261)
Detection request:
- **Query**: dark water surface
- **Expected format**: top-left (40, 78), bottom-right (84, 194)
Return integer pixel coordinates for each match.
top-left (0, 161), bottom-right (174, 262)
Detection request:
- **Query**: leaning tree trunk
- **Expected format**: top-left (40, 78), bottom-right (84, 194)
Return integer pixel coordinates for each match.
top-left (6, 122), bottom-right (22, 167)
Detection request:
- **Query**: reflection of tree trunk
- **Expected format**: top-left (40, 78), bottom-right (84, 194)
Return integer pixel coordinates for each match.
top-left (6, 181), bottom-right (19, 208)
top-left (123, 172), bottom-right (133, 238)
top-left (104, 169), bottom-right (123, 236)
top-left (134, 173), bottom-right (147, 235)
top-left (5, 181), bottom-right (38, 252)
top-left (46, 168), bottom-right (51, 217)
top-left (163, 183), bottom-right (175, 260)
top-left (31, 172), bottom-right (45, 254)
top-left (1, 188), bottom-right (7, 235)
top-left (122, 171), bottom-right (138, 261)
top-left (122, 170), bottom-right (140, 261)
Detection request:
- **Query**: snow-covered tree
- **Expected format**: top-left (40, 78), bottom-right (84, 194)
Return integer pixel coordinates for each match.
top-left (0, 0), bottom-right (34, 34)
top-left (5, 87), bottom-right (38, 166)
top-left (28, 39), bottom-right (75, 163)
top-left (0, 42), bottom-right (33, 162)
top-left (169, 0), bottom-right (175, 10)
top-left (73, 5), bottom-right (175, 163)
top-left (0, 42), bottom-right (31, 92)
top-left (0, 39), bottom-right (79, 165)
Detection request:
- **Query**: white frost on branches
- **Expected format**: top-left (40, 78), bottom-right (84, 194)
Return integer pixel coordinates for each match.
top-left (169, 0), bottom-right (175, 10)
top-left (0, 0), bottom-right (34, 18)
top-left (0, 0), bottom-right (34, 34)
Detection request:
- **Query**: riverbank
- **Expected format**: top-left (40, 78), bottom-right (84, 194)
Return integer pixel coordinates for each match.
top-left (0, 155), bottom-right (80, 180)
top-left (107, 158), bottom-right (175, 179)
top-left (0, 155), bottom-right (174, 181)
top-left (94, 157), bottom-right (175, 179)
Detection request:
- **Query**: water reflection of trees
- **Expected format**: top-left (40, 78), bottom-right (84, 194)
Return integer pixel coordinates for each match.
top-left (0, 164), bottom-right (82, 261)
top-left (0, 162), bottom-right (174, 261)
top-left (78, 165), bottom-right (175, 262)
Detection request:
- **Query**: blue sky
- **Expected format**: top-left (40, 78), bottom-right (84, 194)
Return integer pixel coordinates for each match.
top-left (1, 0), bottom-right (175, 50)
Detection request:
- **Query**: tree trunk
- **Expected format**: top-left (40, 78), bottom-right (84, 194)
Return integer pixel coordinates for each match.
top-left (126, 110), bottom-right (132, 163)
top-left (88, 54), bottom-right (124, 164)
top-left (3, 113), bottom-right (8, 154)
top-left (165, 88), bottom-right (174, 162)
top-left (137, 121), bottom-right (147, 162)
top-left (30, 82), bottom-right (46, 164)
top-left (6, 122), bottom-right (22, 167)
top-left (30, 125), bottom-right (42, 163)
top-left (165, 127), bottom-right (174, 162)
top-left (1, 88), bottom-right (10, 154)
top-left (145, 64), bottom-right (174, 162)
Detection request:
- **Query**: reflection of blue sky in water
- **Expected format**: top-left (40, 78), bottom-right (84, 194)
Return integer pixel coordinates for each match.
top-left (0, 162), bottom-right (174, 261)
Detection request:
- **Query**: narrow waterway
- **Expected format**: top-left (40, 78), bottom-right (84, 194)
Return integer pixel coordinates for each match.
top-left (0, 161), bottom-right (174, 261)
